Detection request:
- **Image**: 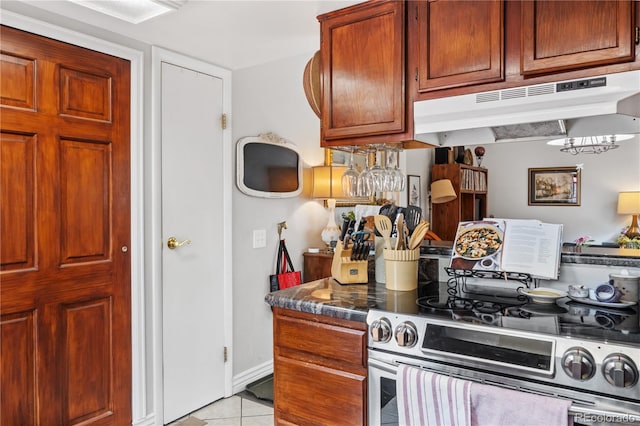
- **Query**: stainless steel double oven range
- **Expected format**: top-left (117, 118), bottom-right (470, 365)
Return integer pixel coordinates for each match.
top-left (367, 273), bottom-right (640, 425)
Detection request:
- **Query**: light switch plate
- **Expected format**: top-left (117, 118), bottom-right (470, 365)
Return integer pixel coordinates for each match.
top-left (253, 229), bottom-right (266, 248)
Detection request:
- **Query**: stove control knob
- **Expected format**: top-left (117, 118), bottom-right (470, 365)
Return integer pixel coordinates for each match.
top-left (562, 348), bottom-right (595, 381)
top-left (602, 354), bottom-right (638, 388)
top-left (395, 322), bottom-right (418, 348)
top-left (370, 318), bottom-right (392, 343)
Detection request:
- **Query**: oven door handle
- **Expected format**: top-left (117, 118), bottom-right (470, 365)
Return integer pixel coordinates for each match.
top-left (369, 355), bottom-right (426, 374)
top-left (569, 405), bottom-right (640, 422)
top-left (368, 356), bottom-right (398, 375)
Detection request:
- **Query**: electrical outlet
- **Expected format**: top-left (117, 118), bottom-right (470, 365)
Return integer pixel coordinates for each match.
top-left (253, 229), bottom-right (266, 248)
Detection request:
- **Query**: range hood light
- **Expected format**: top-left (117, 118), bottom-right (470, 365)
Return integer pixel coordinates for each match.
top-left (547, 134), bottom-right (633, 155)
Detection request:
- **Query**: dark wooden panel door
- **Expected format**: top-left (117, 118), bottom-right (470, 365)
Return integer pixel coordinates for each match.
top-left (0, 25), bottom-right (131, 425)
top-left (319, 0), bottom-right (406, 143)
top-left (521, 0), bottom-right (635, 75)
top-left (414, 0), bottom-right (504, 92)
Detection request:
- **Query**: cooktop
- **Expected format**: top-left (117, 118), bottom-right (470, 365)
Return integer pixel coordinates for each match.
top-left (382, 280), bottom-right (640, 346)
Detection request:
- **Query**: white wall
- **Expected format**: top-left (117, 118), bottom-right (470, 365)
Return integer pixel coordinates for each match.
top-left (405, 148), bottom-right (434, 221)
top-left (231, 53), bottom-right (328, 379)
top-left (480, 136), bottom-right (640, 244)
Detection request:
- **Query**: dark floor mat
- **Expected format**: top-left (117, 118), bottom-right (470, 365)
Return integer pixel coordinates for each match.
top-left (245, 374), bottom-right (273, 402)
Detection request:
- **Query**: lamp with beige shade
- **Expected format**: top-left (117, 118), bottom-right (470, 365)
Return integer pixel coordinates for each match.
top-left (431, 179), bottom-right (457, 204)
top-left (312, 165), bottom-right (348, 248)
top-left (618, 191), bottom-right (640, 239)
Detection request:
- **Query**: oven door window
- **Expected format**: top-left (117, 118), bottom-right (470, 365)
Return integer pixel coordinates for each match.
top-left (369, 356), bottom-right (401, 426)
top-left (380, 377), bottom-right (398, 425)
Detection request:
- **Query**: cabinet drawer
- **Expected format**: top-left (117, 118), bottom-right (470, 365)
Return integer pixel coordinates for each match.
top-left (274, 310), bottom-right (366, 368)
top-left (274, 355), bottom-right (366, 426)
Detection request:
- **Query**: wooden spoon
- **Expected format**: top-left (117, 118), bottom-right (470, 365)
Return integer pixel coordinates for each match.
top-left (374, 215), bottom-right (393, 250)
top-left (408, 221), bottom-right (430, 250)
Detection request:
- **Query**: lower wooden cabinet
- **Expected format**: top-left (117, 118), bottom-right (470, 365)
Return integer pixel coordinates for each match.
top-left (302, 251), bottom-right (333, 282)
top-left (272, 307), bottom-right (367, 425)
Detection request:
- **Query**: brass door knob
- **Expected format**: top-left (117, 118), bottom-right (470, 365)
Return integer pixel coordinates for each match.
top-left (167, 237), bottom-right (191, 250)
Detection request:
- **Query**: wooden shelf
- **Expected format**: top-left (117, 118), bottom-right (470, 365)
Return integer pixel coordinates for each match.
top-left (431, 164), bottom-right (488, 241)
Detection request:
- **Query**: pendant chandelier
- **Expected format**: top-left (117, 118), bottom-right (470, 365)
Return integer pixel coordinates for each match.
top-left (547, 134), bottom-right (633, 155)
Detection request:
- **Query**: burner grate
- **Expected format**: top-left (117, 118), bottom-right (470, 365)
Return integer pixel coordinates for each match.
top-left (416, 295), bottom-right (526, 313)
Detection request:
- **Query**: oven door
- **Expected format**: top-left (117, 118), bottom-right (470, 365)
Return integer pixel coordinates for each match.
top-left (368, 348), bottom-right (640, 426)
top-left (368, 351), bottom-right (401, 426)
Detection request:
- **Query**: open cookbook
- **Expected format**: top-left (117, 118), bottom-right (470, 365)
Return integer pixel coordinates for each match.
top-left (449, 219), bottom-right (563, 279)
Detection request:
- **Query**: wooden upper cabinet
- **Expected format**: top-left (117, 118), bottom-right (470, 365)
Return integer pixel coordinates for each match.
top-left (318, 0), bottom-right (408, 145)
top-left (521, 1), bottom-right (636, 75)
top-left (415, 0), bottom-right (504, 92)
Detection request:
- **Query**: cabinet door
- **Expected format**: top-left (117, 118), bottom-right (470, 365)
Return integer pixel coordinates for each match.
top-left (273, 308), bottom-right (367, 425)
top-left (521, 1), bottom-right (635, 75)
top-left (319, 1), bottom-right (405, 141)
top-left (274, 356), bottom-right (366, 425)
top-left (415, 0), bottom-right (504, 92)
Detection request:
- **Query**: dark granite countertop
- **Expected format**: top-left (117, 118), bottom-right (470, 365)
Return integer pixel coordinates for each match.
top-left (265, 278), bottom-right (425, 323)
top-left (265, 244), bottom-right (640, 323)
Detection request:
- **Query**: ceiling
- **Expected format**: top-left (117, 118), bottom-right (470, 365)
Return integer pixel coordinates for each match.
top-left (4, 0), bottom-right (360, 70)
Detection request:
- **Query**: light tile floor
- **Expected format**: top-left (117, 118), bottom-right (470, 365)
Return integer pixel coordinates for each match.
top-left (168, 392), bottom-right (273, 426)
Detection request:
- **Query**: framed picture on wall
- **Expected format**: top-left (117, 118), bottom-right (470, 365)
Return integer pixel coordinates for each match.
top-left (408, 175), bottom-right (421, 207)
top-left (528, 166), bottom-right (581, 206)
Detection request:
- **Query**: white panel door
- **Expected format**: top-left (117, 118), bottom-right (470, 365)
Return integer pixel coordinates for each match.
top-left (161, 62), bottom-right (225, 423)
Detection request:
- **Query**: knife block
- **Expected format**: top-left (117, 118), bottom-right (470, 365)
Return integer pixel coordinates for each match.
top-left (331, 241), bottom-right (369, 284)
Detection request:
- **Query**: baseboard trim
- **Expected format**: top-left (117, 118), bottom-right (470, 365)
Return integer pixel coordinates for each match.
top-left (132, 413), bottom-right (155, 426)
top-left (232, 360), bottom-right (273, 395)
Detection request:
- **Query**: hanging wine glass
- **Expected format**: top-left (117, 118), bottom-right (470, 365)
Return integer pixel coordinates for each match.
top-left (369, 147), bottom-right (385, 193)
top-left (341, 147), bottom-right (359, 197)
top-left (379, 147), bottom-right (394, 192)
top-left (357, 149), bottom-right (375, 197)
top-left (389, 147), bottom-right (405, 192)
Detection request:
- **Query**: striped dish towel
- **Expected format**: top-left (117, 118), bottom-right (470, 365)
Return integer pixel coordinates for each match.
top-left (397, 365), bottom-right (472, 426)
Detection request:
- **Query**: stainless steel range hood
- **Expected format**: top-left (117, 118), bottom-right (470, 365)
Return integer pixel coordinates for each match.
top-left (413, 70), bottom-right (640, 147)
